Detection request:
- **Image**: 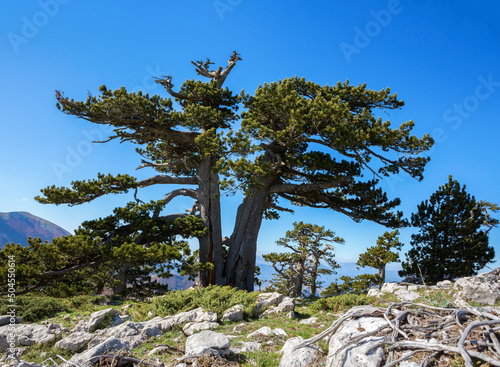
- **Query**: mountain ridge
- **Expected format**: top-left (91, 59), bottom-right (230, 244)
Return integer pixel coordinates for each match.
top-left (0, 211), bottom-right (71, 247)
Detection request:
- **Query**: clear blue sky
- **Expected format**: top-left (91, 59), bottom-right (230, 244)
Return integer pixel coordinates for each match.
top-left (1, 1), bottom-right (499, 271)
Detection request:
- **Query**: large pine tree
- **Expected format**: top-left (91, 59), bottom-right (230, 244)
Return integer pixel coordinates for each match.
top-left (400, 176), bottom-right (497, 283)
top-left (30, 53), bottom-right (433, 292)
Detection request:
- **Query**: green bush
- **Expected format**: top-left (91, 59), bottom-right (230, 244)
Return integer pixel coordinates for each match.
top-left (149, 285), bottom-right (259, 319)
top-left (310, 293), bottom-right (375, 313)
top-left (321, 274), bottom-right (381, 297)
top-left (0, 296), bottom-right (71, 322)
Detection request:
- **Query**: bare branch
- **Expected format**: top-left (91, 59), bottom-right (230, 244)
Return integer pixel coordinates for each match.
top-left (154, 75), bottom-right (189, 100)
top-left (161, 189), bottom-right (198, 206)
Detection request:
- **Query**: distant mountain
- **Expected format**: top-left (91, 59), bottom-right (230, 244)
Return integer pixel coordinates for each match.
top-left (152, 274), bottom-right (196, 290)
top-left (0, 211), bottom-right (71, 247)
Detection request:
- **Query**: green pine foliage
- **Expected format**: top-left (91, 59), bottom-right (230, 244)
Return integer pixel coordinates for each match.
top-left (0, 201), bottom-right (205, 297)
top-left (321, 274), bottom-right (381, 297)
top-left (263, 222), bottom-right (343, 297)
top-left (356, 230), bottom-right (402, 283)
top-left (400, 176), bottom-right (497, 283)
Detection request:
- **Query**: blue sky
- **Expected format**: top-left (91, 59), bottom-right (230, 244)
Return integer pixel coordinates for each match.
top-left (1, 1), bottom-right (499, 272)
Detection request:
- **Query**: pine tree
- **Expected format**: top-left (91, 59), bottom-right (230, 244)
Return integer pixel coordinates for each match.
top-left (400, 176), bottom-right (497, 283)
top-left (357, 230), bottom-right (402, 283)
top-left (263, 222), bottom-right (343, 297)
top-left (31, 53), bottom-right (433, 292)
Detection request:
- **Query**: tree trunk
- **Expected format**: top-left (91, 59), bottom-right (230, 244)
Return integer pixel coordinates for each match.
top-left (197, 157), bottom-right (224, 287)
top-left (225, 175), bottom-right (274, 291)
top-left (113, 263), bottom-right (130, 296)
top-left (378, 265), bottom-right (386, 284)
top-left (310, 257), bottom-right (320, 297)
top-left (292, 260), bottom-right (304, 297)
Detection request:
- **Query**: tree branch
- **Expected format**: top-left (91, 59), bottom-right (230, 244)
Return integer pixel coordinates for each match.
top-left (269, 177), bottom-right (352, 194)
top-left (138, 175), bottom-right (197, 187)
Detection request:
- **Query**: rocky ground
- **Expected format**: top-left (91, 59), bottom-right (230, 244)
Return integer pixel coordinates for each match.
top-left (1, 269), bottom-right (499, 367)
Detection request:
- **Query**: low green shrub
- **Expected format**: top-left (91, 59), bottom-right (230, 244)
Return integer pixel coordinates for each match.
top-left (0, 296), bottom-right (71, 322)
top-left (309, 292), bottom-right (375, 313)
top-left (149, 285), bottom-right (259, 319)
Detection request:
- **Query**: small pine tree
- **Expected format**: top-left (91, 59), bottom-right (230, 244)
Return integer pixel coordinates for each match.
top-left (400, 176), bottom-right (497, 283)
top-left (357, 230), bottom-right (403, 283)
top-left (263, 222), bottom-right (343, 297)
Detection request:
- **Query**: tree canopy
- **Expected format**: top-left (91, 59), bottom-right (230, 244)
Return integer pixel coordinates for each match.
top-left (263, 221), bottom-right (343, 296)
top-left (400, 176), bottom-right (497, 283)
top-left (28, 52), bottom-right (433, 293)
top-left (357, 230), bottom-right (403, 283)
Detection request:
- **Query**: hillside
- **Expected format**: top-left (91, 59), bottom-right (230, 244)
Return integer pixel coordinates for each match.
top-left (0, 211), bottom-right (71, 247)
top-left (2, 270), bottom-right (499, 366)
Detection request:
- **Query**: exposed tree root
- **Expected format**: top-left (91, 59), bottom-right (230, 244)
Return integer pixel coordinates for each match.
top-left (296, 302), bottom-right (500, 367)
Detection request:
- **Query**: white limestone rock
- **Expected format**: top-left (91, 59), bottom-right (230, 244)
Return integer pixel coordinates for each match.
top-left (279, 337), bottom-right (322, 367)
top-left (55, 331), bottom-right (94, 352)
top-left (222, 305), bottom-right (245, 322)
top-left (327, 316), bottom-right (388, 367)
top-left (299, 317), bottom-right (318, 325)
top-left (0, 324), bottom-right (55, 352)
top-left (183, 321), bottom-right (219, 336)
top-left (68, 337), bottom-right (128, 367)
top-left (184, 330), bottom-right (231, 359)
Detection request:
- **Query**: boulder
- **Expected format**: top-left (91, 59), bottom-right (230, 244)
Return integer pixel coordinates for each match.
top-left (247, 326), bottom-right (287, 339)
top-left (69, 337), bottom-right (128, 367)
top-left (327, 316), bottom-right (388, 367)
top-left (395, 288), bottom-right (420, 302)
top-left (273, 328), bottom-right (288, 338)
top-left (222, 305), bottom-right (245, 322)
top-left (247, 326), bottom-right (272, 339)
top-left (279, 337), bottom-right (322, 367)
top-left (454, 268), bottom-right (500, 305)
top-left (94, 321), bottom-right (146, 349)
top-left (299, 317), bottom-right (318, 325)
top-left (230, 341), bottom-right (261, 353)
top-left (87, 308), bottom-right (120, 332)
top-left (0, 324), bottom-right (55, 352)
top-left (261, 297), bottom-right (296, 317)
top-left (0, 316), bottom-right (21, 327)
top-left (55, 331), bottom-right (94, 352)
top-left (184, 330), bottom-right (231, 359)
top-left (183, 321), bottom-right (219, 336)
top-left (276, 297), bottom-right (295, 313)
top-left (256, 292), bottom-right (284, 311)
top-left (436, 280), bottom-right (453, 289)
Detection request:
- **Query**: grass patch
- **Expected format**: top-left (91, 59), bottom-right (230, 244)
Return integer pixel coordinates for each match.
top-left (21, 344), bottom-right (73, 364)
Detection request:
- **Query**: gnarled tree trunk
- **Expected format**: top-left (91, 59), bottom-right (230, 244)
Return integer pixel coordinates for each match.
top-left (197, 157), bottom-right (224, 286)
top-left (225, 176), bottom-right (275, 291)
